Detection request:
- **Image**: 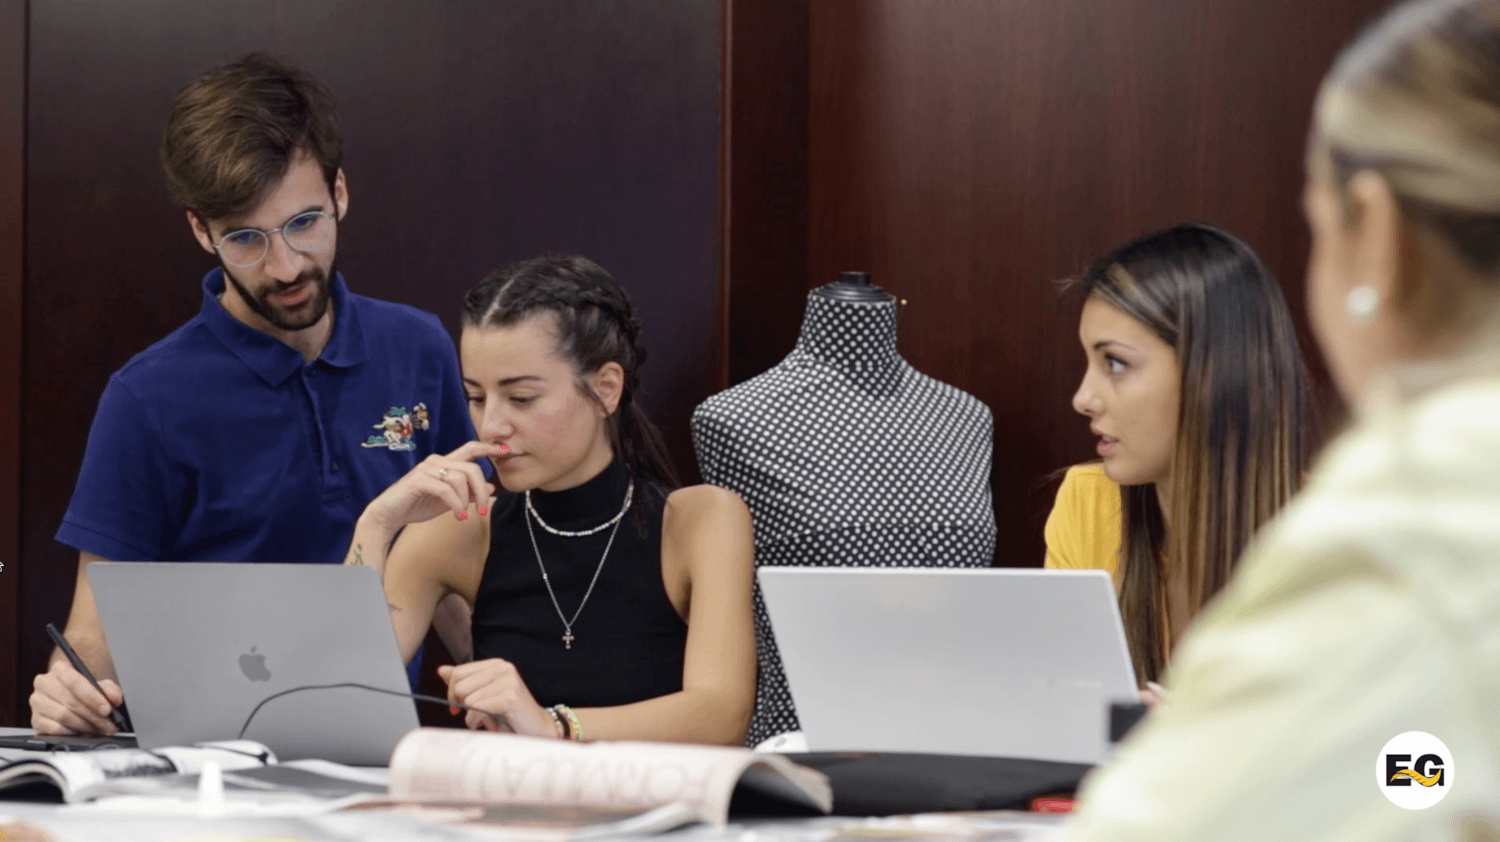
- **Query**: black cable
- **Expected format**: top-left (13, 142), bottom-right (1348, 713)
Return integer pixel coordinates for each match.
top-left (139, 743), bottom-right (272, 766)
top-left (236, 682), bottom-right (505, 741)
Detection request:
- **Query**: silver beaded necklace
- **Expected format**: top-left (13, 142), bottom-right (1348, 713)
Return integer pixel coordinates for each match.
top-left (526, 481), bottom-right (633, 537)
top-left (523, 480), bottom-right (635, 649)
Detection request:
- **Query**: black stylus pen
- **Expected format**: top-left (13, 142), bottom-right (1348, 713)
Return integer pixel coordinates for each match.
top-left (45, 622), bottom-right (129, 733)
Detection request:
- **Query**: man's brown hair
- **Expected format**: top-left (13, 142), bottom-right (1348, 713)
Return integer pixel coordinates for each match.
top-left (160, 53), bottom-right (343, 224)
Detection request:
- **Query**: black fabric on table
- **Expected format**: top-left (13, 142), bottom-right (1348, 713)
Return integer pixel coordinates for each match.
top-left (735, 752), bottom-right (1093, 817)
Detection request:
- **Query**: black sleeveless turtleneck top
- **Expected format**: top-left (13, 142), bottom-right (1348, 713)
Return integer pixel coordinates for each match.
top-left (472, 460), bottom-right (687, 708)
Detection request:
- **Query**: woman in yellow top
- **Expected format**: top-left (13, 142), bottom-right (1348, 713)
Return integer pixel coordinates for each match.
top-left (1043, 223), bottom-right (1312, 686)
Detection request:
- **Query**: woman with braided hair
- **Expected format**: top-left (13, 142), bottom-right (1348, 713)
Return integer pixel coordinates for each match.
top-left (345, 253), bottom-right (755, 744)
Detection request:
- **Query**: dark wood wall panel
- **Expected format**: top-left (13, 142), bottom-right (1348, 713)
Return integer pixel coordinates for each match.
top-left (721, 0), bottom-right (809, 386)
top-left (0, 0), bottom-right (26, 723)
top-left (17, 0), bottom-right (719, 723)
top-left (805, 0), bottom-right (1383, 567)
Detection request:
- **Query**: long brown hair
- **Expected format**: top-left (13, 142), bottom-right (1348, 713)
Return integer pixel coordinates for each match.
top-left (1068, 223), bottom-right (1311, 683)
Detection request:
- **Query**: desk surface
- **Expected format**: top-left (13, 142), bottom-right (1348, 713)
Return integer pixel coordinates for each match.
top-left (0, 805), bottom-right (1064, 842)
top-left (0, 727), bottom-right (1065, 841)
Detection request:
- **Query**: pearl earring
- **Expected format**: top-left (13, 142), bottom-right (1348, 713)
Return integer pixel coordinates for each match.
top-left (1346, 286), bottom-right (1380, 324)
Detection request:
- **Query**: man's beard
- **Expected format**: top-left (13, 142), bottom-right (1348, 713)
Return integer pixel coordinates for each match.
top-left (223, 262), bottom-right (334, 332)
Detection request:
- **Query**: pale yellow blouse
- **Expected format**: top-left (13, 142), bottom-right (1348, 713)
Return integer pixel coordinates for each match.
top-left (1059, 375), bottom-right (1500, 841)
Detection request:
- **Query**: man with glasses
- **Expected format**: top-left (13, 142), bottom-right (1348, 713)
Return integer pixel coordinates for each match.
top-left (31, 54), bottom-right (478, 735)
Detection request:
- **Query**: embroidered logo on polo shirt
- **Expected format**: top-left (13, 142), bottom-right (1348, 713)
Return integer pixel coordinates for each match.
top-left (362, 403), bottom-right (431, 451)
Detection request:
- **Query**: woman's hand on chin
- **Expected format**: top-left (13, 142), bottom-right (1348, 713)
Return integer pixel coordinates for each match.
top-left (365, 441), bottom-right (506, 533)
top-left (439, 658), bottom-right (558, 737)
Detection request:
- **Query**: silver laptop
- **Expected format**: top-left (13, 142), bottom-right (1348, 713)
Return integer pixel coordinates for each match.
top-left (89, 562), bottom-right (419, 765)
top-left (758, 566), bottom-right (1138, 764)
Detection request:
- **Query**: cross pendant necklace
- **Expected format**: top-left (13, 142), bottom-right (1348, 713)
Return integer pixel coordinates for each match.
top-left (525, 480), bottom-right (633, 650)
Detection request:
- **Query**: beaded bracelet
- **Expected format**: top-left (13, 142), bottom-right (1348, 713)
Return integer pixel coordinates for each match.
top-left (553, 703), bottom-right (584, 742)
top-left (544, 706), bottom-right (568, 740)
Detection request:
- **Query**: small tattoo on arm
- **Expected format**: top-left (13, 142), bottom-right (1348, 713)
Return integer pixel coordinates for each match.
top-left (387, 602), bottom-right (403, 613)
top-left (353, 544), bottom-right (366, 566)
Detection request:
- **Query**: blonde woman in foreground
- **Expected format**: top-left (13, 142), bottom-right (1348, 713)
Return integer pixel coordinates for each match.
top-left (1060, 0), bottom-right (1500, 838)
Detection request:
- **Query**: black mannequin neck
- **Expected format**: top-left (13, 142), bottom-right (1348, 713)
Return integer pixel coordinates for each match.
top-left (793, 292), bottom-right (901, 375)
top-left (813, 270), bottom-right (893, 303)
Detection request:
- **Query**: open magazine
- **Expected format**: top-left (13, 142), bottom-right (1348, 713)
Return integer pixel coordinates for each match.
top-left (383, 728), bottom-right (833, 827)
top-left (0, 741), bottom-right (274, 802)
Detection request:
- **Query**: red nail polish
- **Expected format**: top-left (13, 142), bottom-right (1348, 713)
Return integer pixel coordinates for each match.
top-left (458, 512), bottom-right (469, 521)
top-left (450, 705), bottom-right (459, 715)
top-left (479, 507), bottom-right (488, 517)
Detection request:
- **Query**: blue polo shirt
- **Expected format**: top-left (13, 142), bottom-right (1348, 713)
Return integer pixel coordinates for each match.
top-left (58, 269), bottom-right (477, 681)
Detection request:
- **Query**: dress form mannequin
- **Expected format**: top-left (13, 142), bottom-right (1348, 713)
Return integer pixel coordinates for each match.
top-left (693, 272), bottom-right (996, 744)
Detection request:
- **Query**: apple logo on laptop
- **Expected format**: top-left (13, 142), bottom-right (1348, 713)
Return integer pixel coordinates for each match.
top-left (239, 646), bottom-right (271, 682)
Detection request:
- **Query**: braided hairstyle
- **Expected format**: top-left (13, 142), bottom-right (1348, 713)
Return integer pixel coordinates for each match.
top-left (462, 254), bottom-right (680, 503)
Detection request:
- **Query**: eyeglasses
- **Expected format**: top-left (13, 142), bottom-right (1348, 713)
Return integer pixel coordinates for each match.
top-left (211, 210), bottom-right (336, 268)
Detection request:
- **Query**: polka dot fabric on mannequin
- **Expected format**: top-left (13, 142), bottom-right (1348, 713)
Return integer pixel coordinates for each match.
top-left (692, 291), bottom-right (996, 745)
